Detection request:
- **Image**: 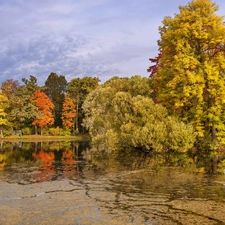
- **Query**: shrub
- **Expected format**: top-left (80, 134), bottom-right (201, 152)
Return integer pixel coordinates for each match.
top-left (49, 127), bottom-right (63, 136)
top-left (22, 127), bottom-right (33, 135)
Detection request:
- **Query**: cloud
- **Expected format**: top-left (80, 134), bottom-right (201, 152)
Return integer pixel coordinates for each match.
top-left (1, 0), bottom-right (224, 86)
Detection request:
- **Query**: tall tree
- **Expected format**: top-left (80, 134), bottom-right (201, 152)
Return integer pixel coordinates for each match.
top-left (22, 75), bottom-right (39, 94)
top-left (0, 90), bottom-right (8, 137)
top-left (67, 76), bottom-right (100, 133)
top-left (30, 89), bottom-right (55, 135)
top-left (44, 73), bottom-right (68, 127)
top-left (7, 76), bottom-right (39, 129)
top-left (61, 97), bottom-right (77, 131)
top-left (149, 0), bottom-right (225, 150)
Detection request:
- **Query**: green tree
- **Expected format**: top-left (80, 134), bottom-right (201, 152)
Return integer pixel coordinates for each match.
top-left (1, 79), bottom-right (20, 99)
top-left (83, 76), bottom-right (195, 152)
top-left (44, 73), bottom-right (68, 127)
top-left (67, 76), bottom-right (100, 133)
top-left (7, 76), bottom-right (40, 129)
top-left (149, 0), bottom-right (225, 150)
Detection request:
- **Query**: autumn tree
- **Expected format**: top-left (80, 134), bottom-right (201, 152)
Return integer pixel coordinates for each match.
top-left (67, 76), bottom-right (100, 133)
top-left (30, 89), bottom-right (55, 135)
top-left (1, 79), bottom-right (20, 99)
top-left (44, 73), bottom-right (68, 127)
top-left (1, 79), bottom-right (20, 132)
top-left (6, 76), bottom-right (40, 129)
top-left (149, 0), bottom-right (225, 150)
top-left (0, 90), bottom-right (8, 137)
top-left (61, 97), bottom-right (77, 132)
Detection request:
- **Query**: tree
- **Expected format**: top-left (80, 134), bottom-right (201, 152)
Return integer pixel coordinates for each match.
top-left (44, 73), bottom-right (68, 127)
top-left (1, 79), bottom-right (20, 98)
top-left (30, 89), bottom-right (55, 135)
top-left (7, 76), bottom-right (40, 129)
top-left (61, 97), bottom-right (77, 132)
top-left (1, 79), bottom-right (20, 131)
top-left (83, 76), bottom-right (195, 152)
top-left (149, 0), bottom-right (225, 150)
top-left (22, 75), bottom-right (39, 94)
top-left (0, 90), bottom-right (8, 137)
top-left (67, 76), bottom-right (100, 133)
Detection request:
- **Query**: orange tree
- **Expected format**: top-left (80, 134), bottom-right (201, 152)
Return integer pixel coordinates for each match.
top-left (30, 89), bottom-right (55, 135)
top-left (61, 97), bottom-right (77, 133)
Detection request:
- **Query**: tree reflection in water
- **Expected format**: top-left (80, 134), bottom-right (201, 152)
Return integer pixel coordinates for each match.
top-left (0, 141), bottom-right (225, 224)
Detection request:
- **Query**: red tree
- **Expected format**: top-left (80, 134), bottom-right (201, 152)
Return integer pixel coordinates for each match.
top-left (30, 89), bottom-right (55, 135)
top-left (61, 97), bottom-right (76, 131)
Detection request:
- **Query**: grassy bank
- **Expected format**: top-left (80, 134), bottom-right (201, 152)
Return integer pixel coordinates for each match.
top-left (0, 134), bottom-right (91, 142)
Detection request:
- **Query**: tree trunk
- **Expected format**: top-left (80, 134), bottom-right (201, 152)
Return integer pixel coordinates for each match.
top-left (212, 126), bottom-right (217, 146)
top-left (34, 125), bottom-right (38, 135)
top-left (212, 154), bottom-right (218, 175)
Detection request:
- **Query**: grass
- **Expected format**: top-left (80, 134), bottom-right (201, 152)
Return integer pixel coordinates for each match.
top-left (0, 134), bottom-right (91, 142)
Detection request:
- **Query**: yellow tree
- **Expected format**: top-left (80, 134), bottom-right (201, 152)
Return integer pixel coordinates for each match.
top-left (0, 90), bottom-right (8, 137)
top-left (150, 0), bottom-right (225, 150)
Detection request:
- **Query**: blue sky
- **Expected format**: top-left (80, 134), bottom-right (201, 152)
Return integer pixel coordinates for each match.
top-left (1, 0), bottom-right (225, 86)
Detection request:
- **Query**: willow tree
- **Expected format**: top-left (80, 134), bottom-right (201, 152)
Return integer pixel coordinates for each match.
top-left (83, 76), bottom-right (195, 152)
top-left (150, 0), bottom-right (225, 150)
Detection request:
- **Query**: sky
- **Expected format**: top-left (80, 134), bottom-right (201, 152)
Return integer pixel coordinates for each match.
top-left (1, 0), bottom-right (225, 86)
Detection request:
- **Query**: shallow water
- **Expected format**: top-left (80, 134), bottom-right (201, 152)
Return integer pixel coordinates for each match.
top-left (0, 141), bottom-right (225, 224)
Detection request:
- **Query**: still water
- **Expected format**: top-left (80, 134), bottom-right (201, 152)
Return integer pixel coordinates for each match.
top-left (0, 141), bottom-right (225, 225)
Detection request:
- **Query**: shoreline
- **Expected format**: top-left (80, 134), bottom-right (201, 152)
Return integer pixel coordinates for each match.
top-left (0, 134), bottom-right (90, 142)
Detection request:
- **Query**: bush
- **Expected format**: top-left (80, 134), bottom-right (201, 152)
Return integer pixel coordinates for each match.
top-left (22, 127), bottom-right (33, 135)
top-left (2, 127), bottom-right (12, 137)
top-left (63, 129), bottom-right (71, 136)
top-left (49, 127), bottom-right (64, 136)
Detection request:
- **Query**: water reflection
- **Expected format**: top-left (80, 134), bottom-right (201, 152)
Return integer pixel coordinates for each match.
top-left (0, 141), bottom-right (225, 224)
top-left (0, 141), bottom-right (89, 184)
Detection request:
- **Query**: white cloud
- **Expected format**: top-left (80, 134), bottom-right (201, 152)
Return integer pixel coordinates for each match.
top-left (0, 0), bottom-right (225, 85)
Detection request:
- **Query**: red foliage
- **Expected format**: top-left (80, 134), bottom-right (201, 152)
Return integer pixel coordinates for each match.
top-left (31, 89), bottom-right (55, 127)
top-left (147, 53), bottom-right (162, 78)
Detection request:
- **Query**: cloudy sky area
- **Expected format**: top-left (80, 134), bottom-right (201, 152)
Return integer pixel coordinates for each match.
top-left (1, 0), bottom-right (225, 85)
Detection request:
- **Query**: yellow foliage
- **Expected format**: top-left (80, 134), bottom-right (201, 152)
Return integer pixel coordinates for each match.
top-left (152, 0), bottom-right (225, 149)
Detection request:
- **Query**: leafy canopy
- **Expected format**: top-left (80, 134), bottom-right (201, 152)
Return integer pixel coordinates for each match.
top-left (30, 89), bottom-right (55, 128)
top-left (149, 0), bottom-right (225, 149)
top-left (83, 76), bottom-right (195, 152)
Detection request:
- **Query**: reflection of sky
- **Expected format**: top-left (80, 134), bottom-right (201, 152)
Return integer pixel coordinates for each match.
top-left (1, 0), bottom-right (224, 85)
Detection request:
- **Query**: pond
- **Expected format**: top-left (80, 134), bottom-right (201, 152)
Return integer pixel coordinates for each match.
top-left (0, 141), bottom-right (225, 225)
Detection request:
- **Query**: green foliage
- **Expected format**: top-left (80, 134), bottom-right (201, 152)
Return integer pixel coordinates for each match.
top-left (2, 127), bottom-right (12, 137)
top-left (49, 127), bottom-right (64, 136)
top-left (83, 76), bottom-right (195, 152)
top-left (44, 73), bottom-right (68, 127)
top-left (63, 129), bottom-right (72, 136)
top-left (42, 127), bottom-right (49, 135)
top-left (8, 81), bottom-right (40, 129)
top-left (21, 127), bottom-right (33, 135)
top-left (67, 76), bottom-right (100, 132)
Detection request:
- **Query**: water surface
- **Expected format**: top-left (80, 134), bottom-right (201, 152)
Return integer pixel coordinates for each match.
top-left (0, 141), bottom-right (225, 224)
